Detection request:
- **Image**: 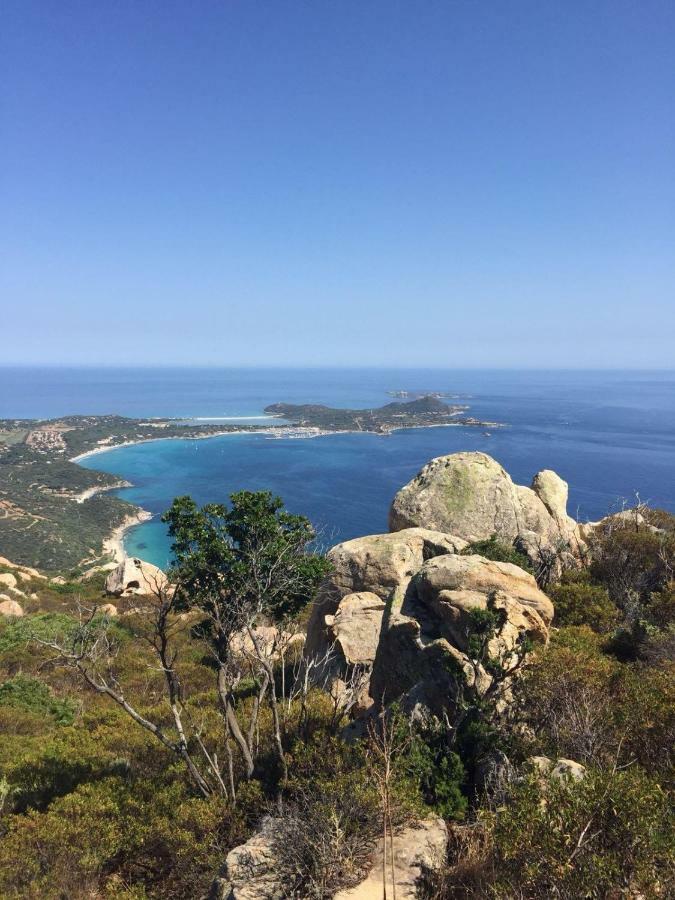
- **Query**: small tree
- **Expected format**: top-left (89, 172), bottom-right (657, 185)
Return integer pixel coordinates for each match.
top-left (163, 491), bottom-right (331, 784)
top-left (38, 491), bottom-right (331, 803)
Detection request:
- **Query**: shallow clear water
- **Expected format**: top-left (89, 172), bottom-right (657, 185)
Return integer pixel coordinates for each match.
top-left (1, 367), bottom-right (673, 569)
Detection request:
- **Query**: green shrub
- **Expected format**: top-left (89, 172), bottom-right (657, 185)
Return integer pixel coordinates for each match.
top-left (484, 767), bottom-right (673, 897)
top-left (461, 535), bottom-right (532, 572)
top-left (0, 776), bottom-right (246, 899)
top-left (277, 734), bottom-right (381, 897)
top-left (548, 570), bottom-right (617, 632)
top-left (516, 626), bottom-right (675, 774)
top-left (0, 675), bottom-right (76, 725)
top-left (0, 613), bottom-right (78, 653)
top-left (590, 518), bottom-right (675, 605)
top-left (0, 611), bottom-right (129, 655)
top-left (401, 723), bottom-right (467, 820)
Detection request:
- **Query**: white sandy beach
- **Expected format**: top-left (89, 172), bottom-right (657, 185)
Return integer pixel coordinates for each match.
top-left (102, 509), bottom-right (153, 563)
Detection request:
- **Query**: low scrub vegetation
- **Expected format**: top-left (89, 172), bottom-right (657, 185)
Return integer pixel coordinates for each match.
top-left (0, 496), bottom-right (672, 898)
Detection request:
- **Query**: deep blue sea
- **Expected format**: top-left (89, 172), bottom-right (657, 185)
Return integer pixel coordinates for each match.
top-left (1, 368), bottom-right (674, 569)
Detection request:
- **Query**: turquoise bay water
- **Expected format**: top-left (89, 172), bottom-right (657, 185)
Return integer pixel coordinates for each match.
top-left (1, 367), bottom-right (673, 568)
top-left (27, 367), bottom-right (668, 570)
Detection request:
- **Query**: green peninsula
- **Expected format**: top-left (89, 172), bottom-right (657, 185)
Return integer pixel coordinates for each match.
top-left (0, 399), bottom-right (500, 571)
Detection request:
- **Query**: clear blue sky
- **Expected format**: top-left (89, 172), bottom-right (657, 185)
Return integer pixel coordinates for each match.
top-left (2, 1), bottom-right (673, 367)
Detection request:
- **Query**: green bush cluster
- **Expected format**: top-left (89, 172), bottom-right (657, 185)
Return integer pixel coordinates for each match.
top-left (480, 767), bottom-right (673, 898)
top-left (461, 534), bottom-right (532, 571)
top-left (0, 675), bottom-right (76, 726)
top-left (548, 569), bottom-right (617, 631)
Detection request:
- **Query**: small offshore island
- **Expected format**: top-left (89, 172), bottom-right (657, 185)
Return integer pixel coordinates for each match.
top-left (0, 396), bottom-right (501, 572)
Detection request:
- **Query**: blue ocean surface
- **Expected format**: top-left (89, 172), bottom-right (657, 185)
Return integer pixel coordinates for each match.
top-left (1, 368), bottom-right (673, 569)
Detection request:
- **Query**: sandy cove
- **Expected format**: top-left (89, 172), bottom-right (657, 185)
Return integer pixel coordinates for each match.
top-left (71, 427), bottom-right (329, 563)
top-left (103, 509), bottom-right (153, 563)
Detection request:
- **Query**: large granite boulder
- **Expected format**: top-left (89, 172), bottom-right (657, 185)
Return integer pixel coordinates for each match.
top-left (389, 452), bottom-right (582, 567)
top-left (304, 529), bottom-right (467, 707)
top-left (305, 528), bottom-right (467, 660)
top-left (105, 557), bottom-right (168, 597)
top-left (334, 817), bottom-right (448, 899)
top-left (413, 554), bottom-right (554, 627)
top-left (369, 553), bottom-right (553, 713)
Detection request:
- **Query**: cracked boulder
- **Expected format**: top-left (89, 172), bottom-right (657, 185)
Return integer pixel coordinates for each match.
top-left (369, 553), bottom-right (553, 714)
top-left (305, 528), bottom-right (466, 661)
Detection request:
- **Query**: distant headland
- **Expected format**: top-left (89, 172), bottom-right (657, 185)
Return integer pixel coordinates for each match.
top-left (264, 395), bottom-right (499, 434)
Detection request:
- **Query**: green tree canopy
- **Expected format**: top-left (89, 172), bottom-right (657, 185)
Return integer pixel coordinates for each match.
top-left (163, 491), bottom-right (331, 626)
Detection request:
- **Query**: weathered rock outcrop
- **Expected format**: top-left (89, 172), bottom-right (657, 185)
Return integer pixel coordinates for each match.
top-left (304, 529), bottom-right (467, 708)
top-left (389, 452), bottom-right (582, 567)
top-left (0, 557), bottom-right (47, 581)
top-left (212, 816), bottom-right (447, 900)
top-left (528, 755), bottom-right (587, 783)
top-left (305, 528), bottom-right (467, 660)
top-left (369, 554), bottom-right (553, 713)
top-left (211, 818), bottom-right (282, 900)
top-left (105, 557), bottom-right (168, 597)
top-left (98, 602), bottom-right (119, 617)
top-left (0, 573), bottom-right (18, 591)
top-left (326, 592), bottom-right (387, 669)
top-left (304, 502), bottom-right (555, 717)
top-left (320, 591), bottom-right (387, 712)
top-left (231, 626), bottom-right (304, 661)
top-left (334, 817), bottom-right (448, 899)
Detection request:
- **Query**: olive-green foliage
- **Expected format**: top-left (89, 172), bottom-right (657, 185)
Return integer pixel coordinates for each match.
top-left (516, 627), bottom-right (675, 775)
top-left (275, 734), bottom-right (382, 897)
top-left (0, 776), bottom-right (248, 900)
top-left (1, 500), bottom-right (673, 899)
top-left (0, 675), bottom-right (76, 726)
top-left (0, 612), bottom-right (78, 653)
top-left (482, 767), bottom-right (674, 898)
top-left (461, 534), bottom-right (532, 572)
top-left (649, 581), bottom-right (675, 629)
top-left (590, 513), bottom-right (675, 605)
top-left (548, 569), bottom-right (617, 632)
top-left (0, 611), bottom-right (128, 655)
